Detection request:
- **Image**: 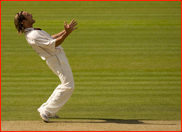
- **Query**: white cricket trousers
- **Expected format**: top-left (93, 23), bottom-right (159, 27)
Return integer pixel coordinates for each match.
top-left (38, 49), bottom-right (74, 116)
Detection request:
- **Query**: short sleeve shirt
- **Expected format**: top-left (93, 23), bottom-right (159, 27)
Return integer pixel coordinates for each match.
top-left (25, 28), bottom-right (63, 60)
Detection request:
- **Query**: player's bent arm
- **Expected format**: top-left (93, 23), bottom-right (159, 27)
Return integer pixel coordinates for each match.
top-left (52, 30), bottom-right (65, 39)
top-left (55, 19), bottom-right (78, 47)
top-left (55, 32), bottom-right (70, 47)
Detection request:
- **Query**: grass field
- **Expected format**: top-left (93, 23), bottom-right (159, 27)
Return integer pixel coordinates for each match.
top-left (1, 1), bottom-right (181, 121)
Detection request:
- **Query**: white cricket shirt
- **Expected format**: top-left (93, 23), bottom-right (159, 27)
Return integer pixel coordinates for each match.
top-left (25, 28), bottom-right (63, 60)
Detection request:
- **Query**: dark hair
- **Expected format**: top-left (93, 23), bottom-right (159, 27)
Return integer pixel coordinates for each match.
top-left (14, 11), bottom-right (27, 35)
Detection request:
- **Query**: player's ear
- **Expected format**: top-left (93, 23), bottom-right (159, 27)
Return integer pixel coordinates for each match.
top-left (22, 19), bottom-right (27, 24)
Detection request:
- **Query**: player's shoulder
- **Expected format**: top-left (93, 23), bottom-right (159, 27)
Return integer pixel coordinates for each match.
top-left (26, 30), bottom-right (43, 39)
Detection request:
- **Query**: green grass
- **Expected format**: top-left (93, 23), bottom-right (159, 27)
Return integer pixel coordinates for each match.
top-left (1, 1), bottom-right (181, 121)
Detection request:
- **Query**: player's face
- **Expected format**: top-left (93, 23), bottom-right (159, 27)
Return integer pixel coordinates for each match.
top-left (22, 11), bottom-right (35, 25)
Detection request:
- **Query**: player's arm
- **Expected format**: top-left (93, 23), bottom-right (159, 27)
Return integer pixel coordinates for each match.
top-left (55, 32), bottom-right (69, 47)
top-left (55, 20), bottom-right (78, 47)
top-left (52, 30), bottom-right (65, 39)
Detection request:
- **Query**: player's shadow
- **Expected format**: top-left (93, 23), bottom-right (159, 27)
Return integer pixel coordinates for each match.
top-left (49, 118), bottom-right (144, 124)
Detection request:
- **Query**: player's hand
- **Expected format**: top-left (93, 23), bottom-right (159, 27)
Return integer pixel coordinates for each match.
top-left (64, 20), bottom-right (78, 34)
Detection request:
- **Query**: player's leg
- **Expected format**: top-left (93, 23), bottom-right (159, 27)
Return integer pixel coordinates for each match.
top-left (38, 50), bottom-right (74, 121)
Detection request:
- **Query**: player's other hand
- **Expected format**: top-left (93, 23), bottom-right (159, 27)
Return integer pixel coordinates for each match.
top-left (64, 20), bottom-right (78, 34)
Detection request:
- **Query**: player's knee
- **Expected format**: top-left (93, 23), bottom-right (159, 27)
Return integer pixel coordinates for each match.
top-left (64, 80), bottom-right (74, 91)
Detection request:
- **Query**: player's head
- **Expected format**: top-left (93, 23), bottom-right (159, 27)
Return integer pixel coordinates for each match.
top-left (14, 11), bottom-right (35, 34)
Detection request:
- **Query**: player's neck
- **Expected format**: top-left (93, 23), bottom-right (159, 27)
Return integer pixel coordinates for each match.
top-left (24, 24), bottom-right (33, 29)
top-left (25, 26), bottom-right (33, 29)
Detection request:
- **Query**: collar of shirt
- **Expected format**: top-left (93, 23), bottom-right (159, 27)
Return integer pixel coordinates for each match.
top-left (24, 28), bottom-right (34, 33)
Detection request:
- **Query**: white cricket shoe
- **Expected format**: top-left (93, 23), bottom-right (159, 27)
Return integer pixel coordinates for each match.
top-left (37, 108), bottom-right (59, 119)
top-left (39, 111), bottom-right (50, 123)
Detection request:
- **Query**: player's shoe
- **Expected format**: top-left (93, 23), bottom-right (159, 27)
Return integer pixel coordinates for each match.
top-left (39, 111), bottom-right (50, 123)
top-left (37, 108), bottom-right (59, 118)
top-left (49, 114), bottom-right (59, 118)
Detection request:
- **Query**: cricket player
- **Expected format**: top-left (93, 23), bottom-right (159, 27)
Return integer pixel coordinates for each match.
top-left (14, 11), bottom-right (77, 123)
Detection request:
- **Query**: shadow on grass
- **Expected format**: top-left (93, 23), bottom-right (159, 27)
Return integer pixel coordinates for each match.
top-left (49, 118), bottom-right (144, 124)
